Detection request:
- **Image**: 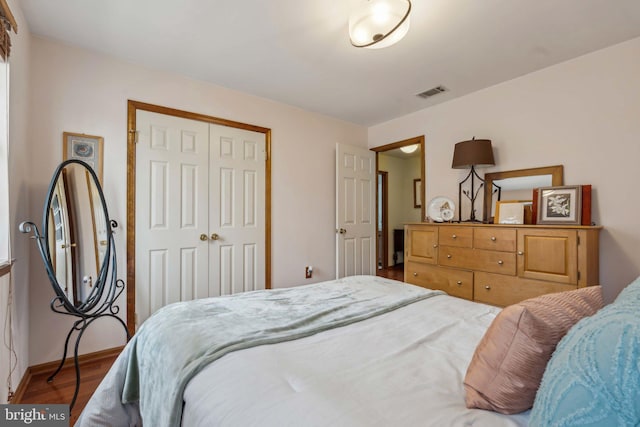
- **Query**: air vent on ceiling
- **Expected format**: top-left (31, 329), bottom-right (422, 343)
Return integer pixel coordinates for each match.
top-left (416, 85), bottom-right (447, 99)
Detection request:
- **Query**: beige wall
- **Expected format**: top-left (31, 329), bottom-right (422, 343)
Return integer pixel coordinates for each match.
top-left (1, 0), bottom-right (32, 403)
top-left (369, 37), bottom-right (640, 303)
top-left (27, 37), bottom-right (367, 365)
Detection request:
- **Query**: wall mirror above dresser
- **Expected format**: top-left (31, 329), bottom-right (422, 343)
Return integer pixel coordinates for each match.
top-left (482, 165), bottom-right (564, 223)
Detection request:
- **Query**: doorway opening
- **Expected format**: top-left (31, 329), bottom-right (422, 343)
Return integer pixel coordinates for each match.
top-left (371, 136), bottom-right (425, 283)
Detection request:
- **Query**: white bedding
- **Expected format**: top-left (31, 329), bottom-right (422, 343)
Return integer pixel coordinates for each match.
top-left (181, 291), bottom-right (529, 426)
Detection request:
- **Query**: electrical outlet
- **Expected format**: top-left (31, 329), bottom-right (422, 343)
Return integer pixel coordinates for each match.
top-left (305, 266), bottom-right (313, 279)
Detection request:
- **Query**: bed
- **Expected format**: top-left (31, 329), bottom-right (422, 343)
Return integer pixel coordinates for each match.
top-left (76, 274), bottom-right (638, 427)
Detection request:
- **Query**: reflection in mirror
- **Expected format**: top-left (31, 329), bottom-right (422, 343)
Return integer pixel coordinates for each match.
top-left (45, 163), bottom-right (109, 308)
top-left (483, 165), bottom-right (563, 223)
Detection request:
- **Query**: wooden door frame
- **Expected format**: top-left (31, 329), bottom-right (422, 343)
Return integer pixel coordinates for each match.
top-left (371, 135), bottom-right (426, 271)
top-left (126, 100), bottom-right (272, 336)
top-left (377, 171), bottom-right (389, 270)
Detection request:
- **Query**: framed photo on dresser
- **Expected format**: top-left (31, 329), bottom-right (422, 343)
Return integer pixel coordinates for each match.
top-left (536, 185), bottom-right (582, 225)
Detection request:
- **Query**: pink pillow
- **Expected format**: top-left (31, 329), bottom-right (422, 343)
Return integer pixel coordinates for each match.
top-left (464, 286), bottom-right (603, 414)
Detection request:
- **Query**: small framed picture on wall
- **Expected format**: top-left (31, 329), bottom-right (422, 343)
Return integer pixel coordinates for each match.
top-left (63, 132), bottom-right (104, 183)
top-left (537, 185), bottom-right (582, 225)
top-left (413, 178), bottom-right (422, 208)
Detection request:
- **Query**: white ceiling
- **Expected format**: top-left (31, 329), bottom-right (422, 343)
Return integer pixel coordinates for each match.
top-left (18, 0), bottom-right (640, 126)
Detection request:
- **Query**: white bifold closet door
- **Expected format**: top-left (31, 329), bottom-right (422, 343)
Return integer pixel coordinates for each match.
top-left (135, 110), bottom-right (266, 326)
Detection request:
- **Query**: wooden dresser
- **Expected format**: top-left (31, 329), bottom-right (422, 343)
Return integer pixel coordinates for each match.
top-left (404, 223), bottom-right (601, 307)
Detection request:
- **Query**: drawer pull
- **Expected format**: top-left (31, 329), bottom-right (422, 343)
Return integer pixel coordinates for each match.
top-left (447, 254), bottom-right (452, 259)
top-left (433, 244), bottom-right (438, 248)
top-left (491, 236), bottom-right (497, 241)
top-left (485, 285), bottom-right (491, 290)
top-left (452, 234), bottom-right (457, 239)
top-left (497, 260), bottom-right (504, 265)
top-left (518, 251), bottom-right (524, 256)
top-left (456, 280), bottom-right (462, 286)
top-left (413, 272), bottom-right (418, 277)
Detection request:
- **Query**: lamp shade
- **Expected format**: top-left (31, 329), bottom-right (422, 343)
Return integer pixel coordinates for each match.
top-left (349, 0), bottom-right (411, 49)
top-left (451, 139), bottom-right (495, 169)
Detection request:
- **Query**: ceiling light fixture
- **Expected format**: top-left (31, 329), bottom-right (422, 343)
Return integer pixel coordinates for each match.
top-left (400, 144), bottom-right (418, 154)
top-left (349, 0), bottom-right (412, 49)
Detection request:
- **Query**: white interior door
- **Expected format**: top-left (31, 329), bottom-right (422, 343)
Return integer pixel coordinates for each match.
top-left (336, 143), bottom-right (376, 278)
top-left (209, 124), bottom-right (266, 296)
top-left (135, 110), bottom-right (210, 325)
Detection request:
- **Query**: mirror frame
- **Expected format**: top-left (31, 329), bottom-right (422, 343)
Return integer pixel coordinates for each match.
top-left (483, 165), bottom-right (564, 223)
top-left (41, 159), bottom-right (113, 315)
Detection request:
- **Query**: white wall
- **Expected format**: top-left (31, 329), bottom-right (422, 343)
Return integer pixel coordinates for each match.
top-left (369, 37), bottom-right (640, 303)
top-left (1, 0), bottom-right (32, 402)
top-left (27, 37), bottom-right (367, 365)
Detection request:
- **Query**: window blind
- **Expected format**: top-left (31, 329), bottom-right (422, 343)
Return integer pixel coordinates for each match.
top-left (0, 0), bottom-right (17, 61)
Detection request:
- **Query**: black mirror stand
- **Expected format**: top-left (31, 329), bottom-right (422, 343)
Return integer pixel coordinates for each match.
top-left (19, 221), bottom-right (129, 410)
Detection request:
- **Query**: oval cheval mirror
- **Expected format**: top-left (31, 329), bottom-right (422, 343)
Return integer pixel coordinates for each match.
top-left (20, 159), bottom-right (129, 409)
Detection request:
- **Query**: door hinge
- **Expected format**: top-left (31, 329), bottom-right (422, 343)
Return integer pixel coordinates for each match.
top-left (129, 129), bottom-right (140, 143)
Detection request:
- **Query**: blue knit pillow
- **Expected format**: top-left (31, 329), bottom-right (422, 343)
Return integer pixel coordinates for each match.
top-left (530, 301), bottom-right (640, 426)
top-left (614, 275), bottom-right (640, 306)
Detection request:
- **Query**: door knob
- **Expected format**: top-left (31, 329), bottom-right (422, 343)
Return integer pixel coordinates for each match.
top-left (200, 234), bottom-right (208, 241)
top-left (337, 228), bottom-right (347, 234)
top-left (210, 233), bottom-right (220, 240)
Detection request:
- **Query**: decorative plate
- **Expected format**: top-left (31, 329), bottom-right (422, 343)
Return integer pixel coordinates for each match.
top-left (427, 196), bottom-right (456, 222)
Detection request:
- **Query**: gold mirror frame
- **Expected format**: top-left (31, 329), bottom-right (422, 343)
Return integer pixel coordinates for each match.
top-left (483, 165), bottom-right (564, 223)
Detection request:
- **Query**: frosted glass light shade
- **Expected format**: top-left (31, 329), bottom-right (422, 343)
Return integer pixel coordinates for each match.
top-left (400, 144), bottom-right (418, 153)
top-left (349, 0), bottom-right (411, 49)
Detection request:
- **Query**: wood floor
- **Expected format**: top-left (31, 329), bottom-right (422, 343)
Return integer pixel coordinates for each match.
top-left (15, 348), bottom-right (120, 425)
top-left (377, 263), bottom-right (404, 282)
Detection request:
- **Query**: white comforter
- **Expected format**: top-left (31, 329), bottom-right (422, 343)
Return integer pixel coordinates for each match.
top-left (181, 292), bottom-right (529, 426)
top-left (78, 279), bottom-right (530, 426)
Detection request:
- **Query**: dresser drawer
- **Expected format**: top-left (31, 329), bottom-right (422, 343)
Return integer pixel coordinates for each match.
top-left (439, 246), bottom-right (516, 275)
top-left (438, 226), bottom-right (473, 248)
top-left (474, 228), bottom-right (516, 252)
top-left (474, 272), bottom-right (576, 307)
top-left (405, 262), bottom-right (473, 300)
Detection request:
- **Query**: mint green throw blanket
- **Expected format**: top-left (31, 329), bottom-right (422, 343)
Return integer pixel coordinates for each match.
top-left (121, 276), bottom-right (443, 427)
